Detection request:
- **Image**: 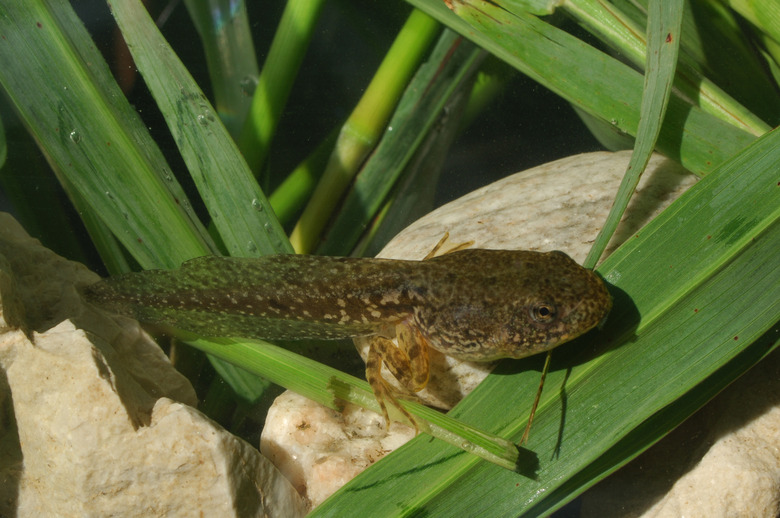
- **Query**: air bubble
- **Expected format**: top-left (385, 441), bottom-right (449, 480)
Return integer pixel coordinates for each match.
top-left (240, 76), bottom-right (258, 96)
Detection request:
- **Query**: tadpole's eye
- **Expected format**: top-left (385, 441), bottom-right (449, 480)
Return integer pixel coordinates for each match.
top-left (530, 302), bottom-right (557, 323)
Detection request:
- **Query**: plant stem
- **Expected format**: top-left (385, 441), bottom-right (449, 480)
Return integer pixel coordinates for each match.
top-left (238, 0), bottom-right (327, 175)
top-left (289, 9), bottom-right (440, 254)
top-left (268, 129), bottom-right (337, 225)
top-left (184, 0), bottom-right (260, 138)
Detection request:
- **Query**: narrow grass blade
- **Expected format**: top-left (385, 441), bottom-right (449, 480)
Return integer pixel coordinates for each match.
top-left (0, 0), bottom-right (214, 270)
top-left (584, 0), bottom-right (683, 268)
top-left (238, 0), bottom-right (326, 174)
top-left (0, 1), bottom-right (277, 400)
top-left (724, 0), bottom-right (780, 64)
top-left (182, 334), bottom-right (528, 472)
top-left (268, 129), bottom-right (337, 226)
top-left (108, 0), bottom-right (297, 398)
top-left (184, 0), bottom-right (260, 137)
top-left (354, 73), bottom-right (473, 258)
top-left (672, 0), bottom-right (780, 124)
top-left (109, 0), bottom-right (291, 258)
top-left (563, 0), bottom-right (773, 134)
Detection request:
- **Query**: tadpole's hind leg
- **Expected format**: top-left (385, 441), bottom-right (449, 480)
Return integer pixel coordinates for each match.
top-left (423, 232), bottom-right (474, 260)
top-left (386, 323), bottom-right (430, 392)
top-left (365, 342), bottom-right (403, 428)
top-left (365, 323), bottom-right (431, 430)
top-left (364, 233), bottom-right (471, 430)
top-left (365, 338), bottom-right (418, 430)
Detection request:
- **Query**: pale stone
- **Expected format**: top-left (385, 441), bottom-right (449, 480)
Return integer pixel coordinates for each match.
top-left (260, 391), bottom-right (415, 508)
top-left (263, 150), bottom-right (697, 507)
top-left (375, 150), bottom-right (695, 264)
top-left (0, 213), bottom-right (306, 518)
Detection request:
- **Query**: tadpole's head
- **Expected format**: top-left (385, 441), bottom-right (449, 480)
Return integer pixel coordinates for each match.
top-left (494, 250), bottom-right (612, 359)
top-left (416, 249), bottom-right (612, 362)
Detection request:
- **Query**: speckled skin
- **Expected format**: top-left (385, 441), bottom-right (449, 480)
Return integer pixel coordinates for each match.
top-left (410, 249), bottom-right (611, 361)
top-left (84, 248), bottom-right (612, 425)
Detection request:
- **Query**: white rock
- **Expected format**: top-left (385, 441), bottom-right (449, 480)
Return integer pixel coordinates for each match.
top-left (260, 391), bottom-right (415, 507)
top-left (262, 150), bottom-right (697, 507)
top-left (0, 213), bottom-right (306, 518)
top-left (374, 150), bottom-right (695, 264)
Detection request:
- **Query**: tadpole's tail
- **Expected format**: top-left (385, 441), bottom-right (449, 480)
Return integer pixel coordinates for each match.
top-left (81, 276), bottom-right (136, 317)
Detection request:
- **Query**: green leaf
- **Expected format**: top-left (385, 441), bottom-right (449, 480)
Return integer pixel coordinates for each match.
top-left (0, 0), bottom-right (213, 270)
top-left (724, 0), bottom-right (780, 64)
top-left (184, 0), bottom-right (260, 138)
top-left (354, 77), bottom-right (472, 258)
top-left (107, 0), bottom-right (293, 399)
top-left (289, 9), bottom-right (441, 253)
top-left (0, 0), bottom-right (291, 401)
top-left (3, 2), bottom-right (777, 511)
top-left (181, 334), bottom-right (529, 471)
top-left (585, 0), bottom-right (684, 267)
top-left (409, 0), bottom-right (757, 175)
top-left (267, 129), bottom-right (336, 226)
top-left (237, 0), bottom-right (326, 175)
top-left (109, 0), bottom-right (292, 258)
top-left (309, 123), bottom-right (780, 516)
top-left (563, 0), bottom-right (774, 133)
top-left (493, 0), bottom-right (560, 16)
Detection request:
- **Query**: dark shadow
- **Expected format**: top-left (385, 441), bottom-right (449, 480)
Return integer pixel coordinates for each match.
top-left (515, 448), bottom-right (541, 479)
top-left (552, 368), bottom-right (571, 460)
top-left (656, 96), bottom-right (692, 166)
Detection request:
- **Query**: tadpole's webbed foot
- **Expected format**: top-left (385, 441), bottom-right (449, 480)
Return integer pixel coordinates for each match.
top-left (365, 344), bottom-right (419, 432)
top-left (364, 324), bottom-right (434, 433)
top-left (423, 232), bottom-right (474, 260)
